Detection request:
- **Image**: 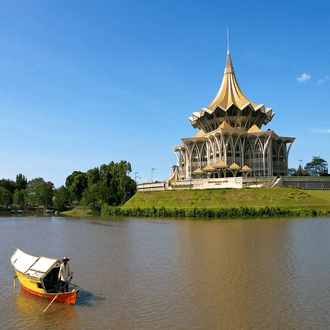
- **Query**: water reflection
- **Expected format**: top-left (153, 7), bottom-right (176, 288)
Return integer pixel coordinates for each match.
top-left (171, 219), bottom-right (314, 328)
top-left (14, 288), bottom-right (77, 329)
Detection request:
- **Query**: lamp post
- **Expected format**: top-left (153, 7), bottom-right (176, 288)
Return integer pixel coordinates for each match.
top-left (151, 168), bottom-right (155, 183)
top-left (299, 159), bottom-right (303, 168)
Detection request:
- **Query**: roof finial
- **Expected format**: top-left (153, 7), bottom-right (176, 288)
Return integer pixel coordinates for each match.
top-left (227, 27), bottom-right (230, 54)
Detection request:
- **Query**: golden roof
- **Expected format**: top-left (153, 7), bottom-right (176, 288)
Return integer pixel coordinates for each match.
top-left (229, 163), bottom-right (240, 170)
top-left (207, 51), bottom-right (258, 110)
top-left (203, 165), bottom-right (214, 171)
top-left (241, 165), bottom-right (252, 171)
top-left (193, 168), bottom-right (203, 174)
top-left (194, 129), bottom-right (206, 138)
top-left (189, 50), bottom-right (274, 131)
top-left (218, 121), bottom-right (233, 130)
top-left (247, 124), bottom-right (261, 133)
top-left (214, 160), bottom-right (228, 168)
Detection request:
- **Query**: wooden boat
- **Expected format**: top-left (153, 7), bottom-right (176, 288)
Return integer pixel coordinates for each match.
top-left (11, 249), bottom-right (78, 305)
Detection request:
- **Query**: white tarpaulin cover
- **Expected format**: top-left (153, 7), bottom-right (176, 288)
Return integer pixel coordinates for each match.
top-left (11, 249), bottom-right (59, 279)
top-left (11, 249), bottom-right (39, 274)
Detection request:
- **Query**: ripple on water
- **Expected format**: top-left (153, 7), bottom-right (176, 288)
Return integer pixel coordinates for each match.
top-left (2, 217), bottom-right (330, 329)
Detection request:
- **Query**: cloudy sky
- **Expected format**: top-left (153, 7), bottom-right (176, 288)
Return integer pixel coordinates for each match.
top-left (0, 0), bottom-right (329, 187)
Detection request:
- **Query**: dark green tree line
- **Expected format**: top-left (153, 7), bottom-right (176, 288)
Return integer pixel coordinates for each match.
top-left (75, 160), bottom-right (136, 212)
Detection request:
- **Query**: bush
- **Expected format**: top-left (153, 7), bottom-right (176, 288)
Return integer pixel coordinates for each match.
top-left (100, 205), bottom-right (325, 221)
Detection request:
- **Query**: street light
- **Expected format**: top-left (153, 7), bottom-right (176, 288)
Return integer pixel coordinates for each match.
top-left (299, 159), bottom-right (303, 168)
top-left (151, 168), bottom-right (155, 183)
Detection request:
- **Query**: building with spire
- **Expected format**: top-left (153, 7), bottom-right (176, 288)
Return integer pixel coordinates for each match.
top-left (171, 50), bottom-right (295, 186)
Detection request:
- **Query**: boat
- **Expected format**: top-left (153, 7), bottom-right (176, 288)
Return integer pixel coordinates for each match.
top-left (10, 248), bottom-right (78, 305)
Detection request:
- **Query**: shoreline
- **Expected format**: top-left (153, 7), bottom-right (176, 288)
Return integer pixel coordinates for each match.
top-left (58, 205), bottom-right (330, 220)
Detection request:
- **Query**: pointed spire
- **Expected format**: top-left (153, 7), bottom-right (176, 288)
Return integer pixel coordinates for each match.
top-left (227, 27), bottom-right (229, 54)
top-left (225, 52), bottom-right (233, 73)
top-left (225, 28), bottom-right (233, 73)
top-left (207, 46), bottom-right (257, 110)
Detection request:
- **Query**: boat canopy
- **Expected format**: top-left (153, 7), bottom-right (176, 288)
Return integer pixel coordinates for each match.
top-left (11, 248), bottom-right (61, 279)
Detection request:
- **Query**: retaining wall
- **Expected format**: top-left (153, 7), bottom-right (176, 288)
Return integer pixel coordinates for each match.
top-left (282, 177), bottom-right (330, 190)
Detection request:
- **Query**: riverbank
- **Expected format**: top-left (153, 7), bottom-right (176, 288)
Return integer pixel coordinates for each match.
top-left (60, 187), bottom-right (330, 219)
top-left (123, 187), bottom-right (330, 209)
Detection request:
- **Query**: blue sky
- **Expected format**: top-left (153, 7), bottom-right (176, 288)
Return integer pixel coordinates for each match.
top-left (0, 0), bottom-right (329, 187)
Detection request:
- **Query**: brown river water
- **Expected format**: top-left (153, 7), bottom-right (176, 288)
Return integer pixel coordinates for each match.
top-left (1, 216), bottom-right (330, 329)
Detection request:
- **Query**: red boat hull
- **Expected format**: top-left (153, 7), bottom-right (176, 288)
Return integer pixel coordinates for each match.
top-left (21, 283), bottom-right (78, 305)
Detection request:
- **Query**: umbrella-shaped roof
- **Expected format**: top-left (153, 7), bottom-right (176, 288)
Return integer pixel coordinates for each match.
top-left (214, 161), bottom-right (228, 168)
top-left (229, 163), bottom-right (240, 170)
top-left (193, 168), bottom-right (203, 174)
top-left (203, 165), bottom-right (215, 172)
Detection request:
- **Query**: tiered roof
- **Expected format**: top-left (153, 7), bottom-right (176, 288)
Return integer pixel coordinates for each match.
top-left (189, 50), bottom-right (274, 133)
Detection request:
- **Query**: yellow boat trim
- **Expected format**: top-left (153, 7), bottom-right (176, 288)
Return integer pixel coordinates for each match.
top-left (15, 270), bottom-right (45, 294)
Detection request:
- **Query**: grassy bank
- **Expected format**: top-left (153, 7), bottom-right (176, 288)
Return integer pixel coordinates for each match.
top-left (122, 187), bottom-right (330, 210)
top-left (60, 188), bottom-right (330, 219)
top-left (60, 206), bottom-right (96, 218)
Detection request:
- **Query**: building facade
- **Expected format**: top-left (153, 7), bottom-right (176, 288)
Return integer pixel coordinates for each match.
top-left (172, 50), bottom-right (295, 181)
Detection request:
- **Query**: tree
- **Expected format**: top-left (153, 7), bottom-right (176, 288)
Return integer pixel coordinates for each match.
top-left (16, 174), bottom-right (27, 191)
top-left (87, 167), bottom-right (100, 187)
top-left (66, 172), bottom-right (88, 202)
top-left (0, 186), bottom-right (12, 206)
top-left (26, 178), bottom-right (53, 207)
top-left (288, 168), bottom-right (297, 176)
top-left (80, 182), bottom-right (106, 213)
top-left (304, 156), bottom-right (328, 176)
top-left (13, 189), bottom-right (26, 208)
top-left (54, 186), bottom-right (69, 212)
top-left (0, 179), bottom-right (16, 195)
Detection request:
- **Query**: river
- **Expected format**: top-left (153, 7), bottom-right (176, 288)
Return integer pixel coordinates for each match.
top-left (1, 216), bottom-right (330, 329)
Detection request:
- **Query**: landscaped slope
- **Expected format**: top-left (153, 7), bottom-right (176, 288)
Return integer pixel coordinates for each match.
top-left (123, 188), bottom-right (330, 210)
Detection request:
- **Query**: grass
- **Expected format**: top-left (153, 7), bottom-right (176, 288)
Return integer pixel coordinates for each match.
top-left (122, 187), bottom-right (330, 210)
top-left (60, 206), bottom-right (96, 217)
top-left (58, 188), bottom-right (330, 219)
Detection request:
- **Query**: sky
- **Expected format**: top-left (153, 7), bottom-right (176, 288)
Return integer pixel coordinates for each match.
top-left (0, 0), bottom-right (329, 188)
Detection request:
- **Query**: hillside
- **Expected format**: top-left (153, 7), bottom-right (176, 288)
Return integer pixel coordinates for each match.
top-left (123, 187), bottom-right (330, 210)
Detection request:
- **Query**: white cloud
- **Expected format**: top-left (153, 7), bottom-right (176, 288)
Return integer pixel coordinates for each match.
top-left (317, 75), bottom-right (329, 85)
top-left (297, 73), bottom-right (311, 82)
top-left (310, 129), bottom-right (330, 133)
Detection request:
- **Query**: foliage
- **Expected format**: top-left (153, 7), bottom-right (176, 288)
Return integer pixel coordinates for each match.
top-left (54, 186), bottom-right (70, 211)
top-left (103, 160), bottom-right (136, 205)
top-left (304, 156), bottom-right (328, 176)
top-left (71, 160), bottom-right (137, 209)
top-left (99, 205), bottom-right (330, 219)
top-left (26, 178), bottom-right (53, 207)
top-left (80, 182), bottom-right (106, 213)
top-left (16, 174), bottom-right (27, 190)
top-left (0, 186), bottom-right (12, 206)
top-left (87, 168), bottom-right (100, 187)
top-left (13, 189), bottom-right (26, 208)
top-left (288, 168), bottom-right (297, 176)
top-left (0, 174), bottom-right (28, 206)
top-left (65, 171), bottom-right (88, 202)
top-left (0, 179), bottom-right (16, 195)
